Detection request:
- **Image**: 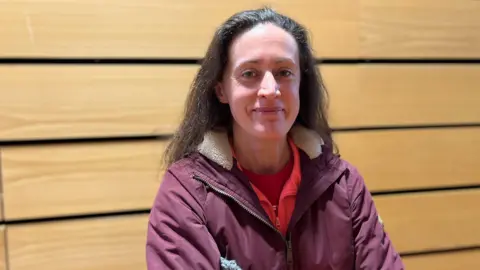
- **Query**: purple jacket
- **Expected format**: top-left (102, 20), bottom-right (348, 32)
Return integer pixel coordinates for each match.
top-left (146, 126), bottom-right (405, 269)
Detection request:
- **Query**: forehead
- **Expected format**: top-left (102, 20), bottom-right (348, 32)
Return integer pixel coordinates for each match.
top-left (228, 23), bottom-right (299, 66)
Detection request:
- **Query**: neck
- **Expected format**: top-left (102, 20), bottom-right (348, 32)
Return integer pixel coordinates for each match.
top-left (231, 125), bottom-right (291, 175)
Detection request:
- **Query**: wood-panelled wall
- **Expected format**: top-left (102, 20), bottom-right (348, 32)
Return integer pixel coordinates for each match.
top-left (1, 1), bottom-right (479, 269)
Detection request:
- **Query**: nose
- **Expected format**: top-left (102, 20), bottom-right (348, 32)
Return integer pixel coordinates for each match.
top-left (258, 71), bottom-right (279, 98)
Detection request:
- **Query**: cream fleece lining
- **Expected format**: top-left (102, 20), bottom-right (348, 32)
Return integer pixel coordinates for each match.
top-left (197, 125), bottom-right (324, 170)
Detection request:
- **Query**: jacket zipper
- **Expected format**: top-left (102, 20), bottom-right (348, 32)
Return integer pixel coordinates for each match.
top-left (286, 233), bottom-right (293, 269)
top-left (193, 175), bottom-right (294, 268)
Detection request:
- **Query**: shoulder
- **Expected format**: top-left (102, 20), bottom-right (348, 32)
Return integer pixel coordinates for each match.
top-left (333, 157), bottom-right (368, 199)
top-left (330, 158), bottom-right (379, 220)
top-left (164, 152), bottom-right (225, 184)
top-left (309, 151), bottom-right (369, 202)
top-left (152, 153), bottom-right (212, 213)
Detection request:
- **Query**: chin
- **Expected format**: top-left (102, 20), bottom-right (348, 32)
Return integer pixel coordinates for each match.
top-left (250, 123), bottom-right (291, 140)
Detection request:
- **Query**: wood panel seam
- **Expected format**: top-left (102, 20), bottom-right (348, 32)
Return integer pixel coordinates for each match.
top-left (400, 245), bottom-right (480, 257)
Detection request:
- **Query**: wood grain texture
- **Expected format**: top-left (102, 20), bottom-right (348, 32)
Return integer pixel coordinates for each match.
top-left (3, 128), bottom-right (478, 221)
top-left (360, 0), bottom-right (480, 57)
top-left (7, 215), bottom-right (149, 270)
top-left (402, 250), bottom-right (480, 270)
top-left (1, 65), bottom-right (478, 140)
top-left (1, 140), bottom-right (166, 220)
top-left (335, 128), bottom-right (480, 192)
top-left (324, 65), bottom-right (480, 128)
top-left (0, 0), bottom-right (358, 58)
top-left (375, 189), bottom-right (480, 253)
top-left (0, 149), bottom-right (4, 221)
top-left (0, 65), bottom-right (196, 140)
top-left (4, 192), bottom-right (480, 270)
top-left (0, 226), bottom-right (5, 270)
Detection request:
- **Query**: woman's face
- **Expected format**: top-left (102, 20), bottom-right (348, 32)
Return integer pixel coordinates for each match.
top-left (216, 23), bottom-right (301, 140)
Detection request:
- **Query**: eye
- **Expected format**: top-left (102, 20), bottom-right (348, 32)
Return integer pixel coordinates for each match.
top-left (241, 70), bottom-right (257, 78)
top-left (278, 69), bottom-right (293, 77)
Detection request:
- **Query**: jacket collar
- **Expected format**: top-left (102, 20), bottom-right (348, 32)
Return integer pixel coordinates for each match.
top-left (196, 125), bottom-right (324, 170)
top-left (191, 125), bottom-right (343, 229)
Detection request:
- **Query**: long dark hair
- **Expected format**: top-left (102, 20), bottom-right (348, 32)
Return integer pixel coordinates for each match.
top-left (163, 7), bottom-right (336, 167)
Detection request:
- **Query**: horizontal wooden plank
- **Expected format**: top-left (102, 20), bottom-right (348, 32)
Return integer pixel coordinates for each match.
top-left (402, 250), bottom-right (480, 270)
top-left (0, 226), bottom-right (5, 270)
top-left (0, 165), bottom-right (3, 220)
top-left (0, 0), bottom-right (358, 58)
top-left (325, 65), bottom-right (480, 127)
top-left (1, 65), bottom-right (478, 140)
top-left (360, 0), bottom-right (480, 58)
top-left (0, 65), bottom-right (196, 140)
top-left (1, 140), bottom-right (166, 220)
top-left (3, 128), bottom-right (478, 220)
top-left (335, 128), bottom-right (480, 191)
top-left (7, 215), bottom-right (149, 270)
top-left (5, 193), bottom-right (479, 270)
top-left (375, 189), bottom-right (480, 253)
top-left (2, 0), bottom-right (478, 59)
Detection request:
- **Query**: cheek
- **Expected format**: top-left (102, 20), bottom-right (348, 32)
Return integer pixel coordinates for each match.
top-left (284, 85), bottom-right (301, 108)
top-left (226, 88), bottom-right (253, 119)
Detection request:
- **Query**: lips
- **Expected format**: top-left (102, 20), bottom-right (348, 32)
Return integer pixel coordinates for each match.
top-left (253, 107), bottom-right (284, 112)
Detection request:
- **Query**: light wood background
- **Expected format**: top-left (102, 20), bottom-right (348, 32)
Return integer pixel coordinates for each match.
top-left (0, 0), bottom-right (479, 269)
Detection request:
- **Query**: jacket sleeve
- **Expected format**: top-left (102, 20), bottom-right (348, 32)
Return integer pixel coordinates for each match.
top-left (146, 169), bottom-right (221, 270)
top-left (349, 168), bottom-right (405, 270)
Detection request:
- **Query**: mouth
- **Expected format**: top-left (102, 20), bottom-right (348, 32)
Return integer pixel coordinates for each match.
top-left (253, 107), bottom-right (284, 113)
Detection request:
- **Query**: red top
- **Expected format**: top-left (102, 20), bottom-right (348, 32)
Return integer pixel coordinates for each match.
top-left (242, 156), bottom-right (293, 206)
top-left (232, 137), bottom-right (302, 236)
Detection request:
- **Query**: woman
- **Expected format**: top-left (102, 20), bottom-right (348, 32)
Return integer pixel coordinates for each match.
top-left (146, 7), bottom-right (404, 270)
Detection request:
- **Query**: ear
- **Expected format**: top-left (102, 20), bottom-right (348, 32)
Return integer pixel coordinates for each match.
top-left (215, 83), bottom-right (229, 104)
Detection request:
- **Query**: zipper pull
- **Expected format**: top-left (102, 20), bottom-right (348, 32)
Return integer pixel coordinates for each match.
top-left (273, 205), bottom-right (281, 229)
top-left (286, 233), bottom-right (294, 269)
top-left (275, 216), bottom-right (281, 229)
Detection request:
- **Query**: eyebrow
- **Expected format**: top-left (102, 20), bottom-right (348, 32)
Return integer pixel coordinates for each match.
top-left (236, 57), bottom-right (296, 66)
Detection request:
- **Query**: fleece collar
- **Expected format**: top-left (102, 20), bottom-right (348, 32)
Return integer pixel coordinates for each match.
top-left (197, 125), bottom-right (324, 170)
